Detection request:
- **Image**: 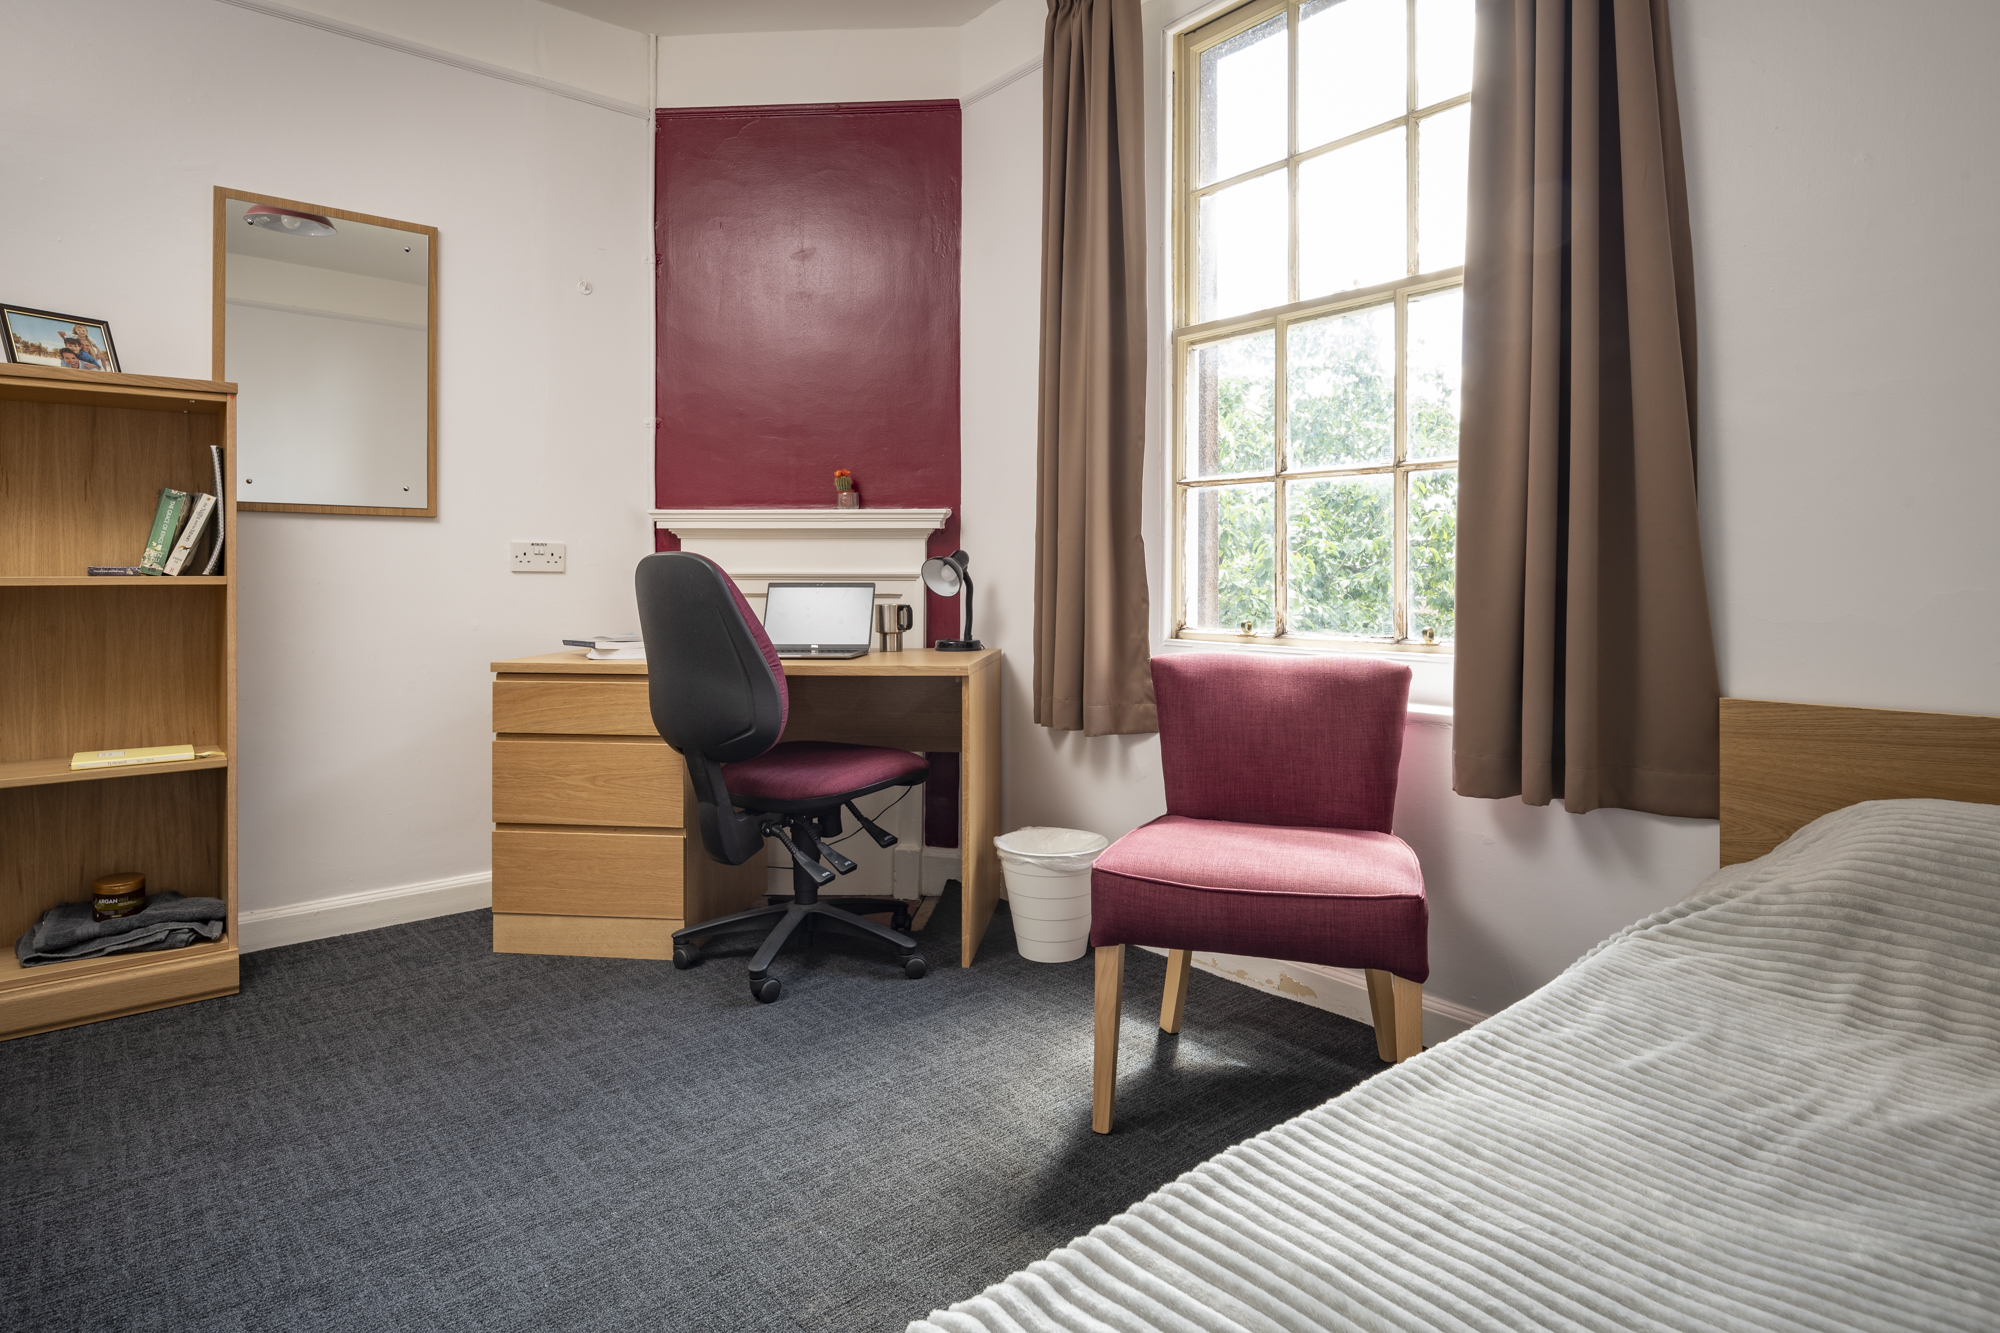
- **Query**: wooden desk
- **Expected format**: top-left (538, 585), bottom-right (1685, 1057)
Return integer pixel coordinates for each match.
top-left (489, 649), bottom-right (1003, 967)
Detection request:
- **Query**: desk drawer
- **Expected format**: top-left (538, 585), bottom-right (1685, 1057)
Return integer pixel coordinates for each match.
top-left (493, 679), bottom-right (653, 736)
top-left (492, 827), bottom-right (683, 918)
top-left (493, 738), bottom-right (682, 828)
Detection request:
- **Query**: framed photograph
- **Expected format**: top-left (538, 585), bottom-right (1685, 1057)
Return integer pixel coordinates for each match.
top-left (2, 305), bottom-right (119, 373)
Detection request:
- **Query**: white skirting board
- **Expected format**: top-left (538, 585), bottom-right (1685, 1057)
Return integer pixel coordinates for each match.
top-left (1141, 946), bottom-right (1488, 1047)
top-left (238, 871), bottom-right (492, 953)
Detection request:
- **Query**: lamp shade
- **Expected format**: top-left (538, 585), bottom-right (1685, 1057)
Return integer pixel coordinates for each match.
top-left (921, 550), bottom-right (981, 651)
top-left (921, 554), bottom-right (963, 597)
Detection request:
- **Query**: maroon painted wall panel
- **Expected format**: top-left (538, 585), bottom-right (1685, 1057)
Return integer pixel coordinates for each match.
top-left (654, 100), bottom-right (963, 639)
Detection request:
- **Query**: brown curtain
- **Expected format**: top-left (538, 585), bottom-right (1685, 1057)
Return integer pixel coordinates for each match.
top-left (1454, 0), bottom-right (1720, 818)
top-left (1034, 0), bottom-right (1157, 736)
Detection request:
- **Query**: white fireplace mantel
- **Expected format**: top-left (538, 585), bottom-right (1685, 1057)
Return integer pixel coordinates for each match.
top-left (648, 507), bottom-right (952, 642)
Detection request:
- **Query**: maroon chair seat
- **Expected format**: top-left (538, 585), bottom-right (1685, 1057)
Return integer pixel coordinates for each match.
top-left (1089, 652), bottom-right (1427, 1134)
top-left (724, 742), bottom-right (929, 811)
top-left (1091, 815), bottom-right (1427, 982)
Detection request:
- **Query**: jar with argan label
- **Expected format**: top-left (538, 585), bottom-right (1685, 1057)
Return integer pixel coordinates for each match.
top-left (92, 873), bottom-right (146, 922)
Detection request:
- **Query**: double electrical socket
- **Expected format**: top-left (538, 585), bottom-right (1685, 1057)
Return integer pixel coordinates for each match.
top-left (510, 541), bottom-right (566, 573)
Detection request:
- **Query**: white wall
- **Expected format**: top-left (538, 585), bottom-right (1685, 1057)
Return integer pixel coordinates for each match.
top-left (961, 0), bottom-right (1045, 98)
top-left (1676, 0), bottom-right (2000, 718)
top-left (226, 302), bottom-right (428, 508)
top-left (252, 0), bottom-right (649, 106)
top-left (0, 0), bottom-right (654, 928)
top-left (656, 27), bottom-right (960, 106)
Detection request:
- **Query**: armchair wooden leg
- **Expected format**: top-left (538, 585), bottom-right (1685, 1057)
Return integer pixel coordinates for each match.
top-left (1092, 944), bottom-right (1125, 1134)
top-left (1159, 948), bottom-right (1192, 1034)
top-left (1365, 969), bottom-right (1423, 1063)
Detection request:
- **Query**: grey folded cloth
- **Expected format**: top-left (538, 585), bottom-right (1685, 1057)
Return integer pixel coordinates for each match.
top-left (15, 891), bottom-right (226, 966)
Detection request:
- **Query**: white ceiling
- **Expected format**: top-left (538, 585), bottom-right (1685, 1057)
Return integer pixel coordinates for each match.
top-left (544, 0), bottom-right (1005, 36)
top-left (222, 197), bottom-right (429, 286)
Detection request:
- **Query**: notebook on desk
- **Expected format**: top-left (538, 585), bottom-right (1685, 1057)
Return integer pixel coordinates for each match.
top-left (762, 582), bottom-right (874, 659)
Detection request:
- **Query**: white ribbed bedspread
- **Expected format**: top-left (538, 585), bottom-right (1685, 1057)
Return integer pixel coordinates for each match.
top-left (912, 799), bottom-right (2000, 1332)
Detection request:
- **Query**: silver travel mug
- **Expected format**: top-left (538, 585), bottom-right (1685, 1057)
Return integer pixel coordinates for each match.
top-left (877, 602), bottom-right (914, 652)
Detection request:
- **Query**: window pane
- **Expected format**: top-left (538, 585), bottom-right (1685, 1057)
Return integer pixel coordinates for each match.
top-left (1286, 475), bottom-right (1392, 636)
top-left (1416, 103), bottom-right (1470, 271)
top-left (1406, 287), bottom-right (1461, 459)
top-left (1185, 483), bottom-right (1275, 632)
top-left (1416, 0), bottom-right (1475, 107)
top-left (1198, 12), bottom-right (1289, 186)
top-left (1297, 127), bottom-right (1406, 299)
top-left (1409, 467), bottom-right (1457, 641)
top-left (1286, 302), bottom-right (1394, 469)
top-left (1297, 0), bottom-right (1406, 151)
top-left (1186, 330), bottom-right (1276, 478)
top-left (1198, 169), bottom-right (1289, 320)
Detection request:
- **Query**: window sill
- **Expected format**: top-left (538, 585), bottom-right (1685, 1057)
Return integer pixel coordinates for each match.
top-left (1159, 633), bottom-right (1451, 660)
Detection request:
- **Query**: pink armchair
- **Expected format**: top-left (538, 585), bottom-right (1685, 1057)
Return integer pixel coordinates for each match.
top-left (1089, 653), bottom-right (1426, 1133)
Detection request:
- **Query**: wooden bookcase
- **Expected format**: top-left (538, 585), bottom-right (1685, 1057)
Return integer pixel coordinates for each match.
top-left (0, 364), bottom-right (239, 1039)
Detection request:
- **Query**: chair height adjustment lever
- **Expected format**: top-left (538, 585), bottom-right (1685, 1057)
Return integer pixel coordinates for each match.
top-left (767, 826), bottom-right (835, 886)
top-left (844, 801), bottom-right (899, 849)
top-left (802, 826), bottom-right (858, 875)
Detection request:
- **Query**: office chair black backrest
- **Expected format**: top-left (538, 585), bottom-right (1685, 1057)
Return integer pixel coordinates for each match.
top-left (635, 551), bottom-right (788, 761)
top-left (635, 551), bottom-right (788, 864)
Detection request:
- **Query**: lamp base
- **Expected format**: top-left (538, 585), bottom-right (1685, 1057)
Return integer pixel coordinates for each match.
top-left (933, 638), bottom-right (984, 652)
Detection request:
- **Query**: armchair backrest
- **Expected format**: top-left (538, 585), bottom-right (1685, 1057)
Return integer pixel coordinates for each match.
top-left (634, 551), bottom-right (788, 762)
top-left (1152, 653), bottom-right (1411, 833)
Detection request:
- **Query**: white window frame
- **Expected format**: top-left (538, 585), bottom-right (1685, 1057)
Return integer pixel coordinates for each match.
top-left (1170, 0), bottom-right (1465, 655)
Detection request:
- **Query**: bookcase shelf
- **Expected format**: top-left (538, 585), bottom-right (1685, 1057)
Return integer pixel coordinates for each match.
top-left (0, 576), bottom-right (229, 587)
top-left (0, 752), bottom-right (231, 791)
top-left (0, 364), bottom-right (239, 1040)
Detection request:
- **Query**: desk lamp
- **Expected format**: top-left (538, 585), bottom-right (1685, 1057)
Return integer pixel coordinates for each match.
top-left (921, 549), bottom-right (983, 651)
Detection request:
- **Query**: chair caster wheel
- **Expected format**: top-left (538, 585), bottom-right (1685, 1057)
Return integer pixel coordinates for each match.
top-left (904, 954), bottom-right (928, 980)
top-left (891, 907), bottom-right (913, 932)
top-left (672, 945), bottom-right (699, 970)
top-left (751, 976), bottom-right (782, 1003)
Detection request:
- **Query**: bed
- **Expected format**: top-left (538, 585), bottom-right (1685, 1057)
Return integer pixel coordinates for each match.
top-left (909, 700), bottom-right (2000, 1332)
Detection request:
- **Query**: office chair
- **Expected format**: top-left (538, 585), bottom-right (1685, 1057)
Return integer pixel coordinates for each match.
top-left (635, 551), bottom-right (929, 1003)
top-left (1088, 653), bottom-right (1426, 1132)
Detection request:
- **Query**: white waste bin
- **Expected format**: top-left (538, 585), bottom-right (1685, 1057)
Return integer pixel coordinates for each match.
top-left (994, 826), bottom-right (1110, 963)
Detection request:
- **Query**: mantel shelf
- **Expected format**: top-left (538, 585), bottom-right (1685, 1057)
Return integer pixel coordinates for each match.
top-left (0, 752), bottom-right (231, 790)
top-left (649, 507), bottom-right (951, 538)
top-left (0, 576), bottom-right (229, 587)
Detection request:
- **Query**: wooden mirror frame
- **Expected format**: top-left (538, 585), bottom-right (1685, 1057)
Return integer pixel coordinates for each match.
top-left (212, 187), bottom-right (438, 517)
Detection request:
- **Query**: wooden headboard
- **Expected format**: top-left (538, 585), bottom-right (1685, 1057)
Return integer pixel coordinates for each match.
top-left (1719, 698), bottom-right (2000, 864)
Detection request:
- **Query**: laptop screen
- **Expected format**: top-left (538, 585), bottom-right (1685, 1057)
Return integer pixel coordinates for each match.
top-left (762, 582), bottom-right (874, 648)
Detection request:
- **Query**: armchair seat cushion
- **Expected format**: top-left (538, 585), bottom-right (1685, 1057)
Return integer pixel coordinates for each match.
top-left (724, 741), bottom-right (928, 809)
top-left (1089, 815), bottom-right (1427, 981)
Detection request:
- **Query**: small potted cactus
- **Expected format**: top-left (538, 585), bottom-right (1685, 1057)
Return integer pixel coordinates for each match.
top-left (834, 468), bottom-right (859, 509)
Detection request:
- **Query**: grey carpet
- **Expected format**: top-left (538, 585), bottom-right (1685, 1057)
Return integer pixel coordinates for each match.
top-left (1, 888), bottom-right (1386, 1332)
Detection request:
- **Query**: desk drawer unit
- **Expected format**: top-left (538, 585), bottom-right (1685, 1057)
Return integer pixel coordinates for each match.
top-left (493, 678), bottom-right (653, 736)
top-left (490, 667), bottom-right (763, 961)
top-left (490, 647), bottom-right (1003, 966)
top-left (492, 738), bottom-right (682, 828)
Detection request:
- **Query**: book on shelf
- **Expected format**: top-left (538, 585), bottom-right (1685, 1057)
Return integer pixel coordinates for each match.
top-left (138, 489), bottom-right (189, 575)
top-left (125, 469), bottom-right (224, 578)
top-left (88, 567), bottom-right (148, 576)
top-left (201, 444), bottom-right (225, 576)
top-left (70, 743), bottom-right (225, 771)
top-left (163, 493), bottom-right (216, 575)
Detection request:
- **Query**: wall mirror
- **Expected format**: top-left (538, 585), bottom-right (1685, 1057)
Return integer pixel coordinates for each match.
top-left (213, 189), bottom-right (436, 515)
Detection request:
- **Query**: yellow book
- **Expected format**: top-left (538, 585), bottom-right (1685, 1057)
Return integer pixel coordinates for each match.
top-left (71, 744), bottom-right (199, 770)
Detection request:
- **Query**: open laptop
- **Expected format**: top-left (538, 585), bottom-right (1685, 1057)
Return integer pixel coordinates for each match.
top-left (761, 581), bottom-right (875, 659)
